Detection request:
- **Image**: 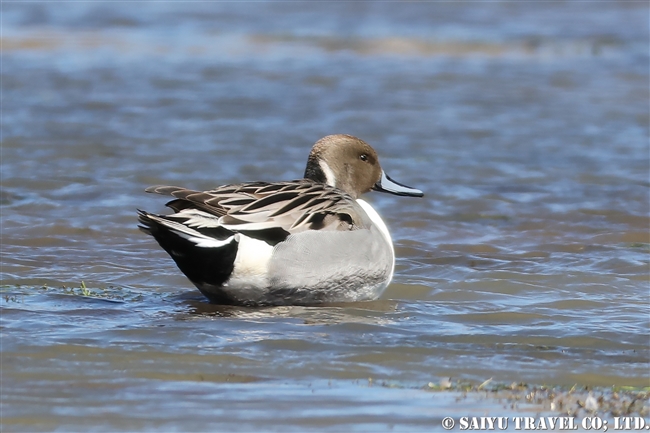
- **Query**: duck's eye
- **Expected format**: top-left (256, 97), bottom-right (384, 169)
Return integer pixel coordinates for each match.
top-left (359, 154), bottom-right (368, 162)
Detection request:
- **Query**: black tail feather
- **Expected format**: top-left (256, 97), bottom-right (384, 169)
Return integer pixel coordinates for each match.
top-left (137, 209), bottom-right (238, 290)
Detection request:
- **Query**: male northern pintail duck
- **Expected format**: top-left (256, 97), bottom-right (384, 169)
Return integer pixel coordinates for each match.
top-left (138, 134), bottom-right (422, 306)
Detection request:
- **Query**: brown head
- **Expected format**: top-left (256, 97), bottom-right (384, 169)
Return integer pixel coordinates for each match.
top-left (303, 134), bottom-right (423, 199)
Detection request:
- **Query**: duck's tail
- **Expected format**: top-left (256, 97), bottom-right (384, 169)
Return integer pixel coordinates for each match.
top-left (137, 209), bottom-right (239, 290)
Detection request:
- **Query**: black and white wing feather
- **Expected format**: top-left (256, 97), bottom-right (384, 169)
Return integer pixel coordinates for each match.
top-left (144, 180), bottom-right (367, 236)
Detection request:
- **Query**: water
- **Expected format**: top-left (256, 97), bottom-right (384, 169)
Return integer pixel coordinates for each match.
top-left (2, 2), bottom-right (649, 431)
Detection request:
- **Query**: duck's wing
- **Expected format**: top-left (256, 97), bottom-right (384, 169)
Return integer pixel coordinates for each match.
top-left (145, 180), bottom-right (367, 234)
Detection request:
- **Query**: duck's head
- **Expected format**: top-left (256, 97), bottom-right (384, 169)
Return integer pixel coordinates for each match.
top-left (303, 134), bottom-right (423, 200)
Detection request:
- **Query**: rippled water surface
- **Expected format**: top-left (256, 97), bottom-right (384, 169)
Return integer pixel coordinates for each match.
top-left (2, 2), bottom-right (649, 431)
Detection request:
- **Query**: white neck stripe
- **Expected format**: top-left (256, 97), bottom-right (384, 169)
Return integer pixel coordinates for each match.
top-left (319, 160), bottom-right (336, 187)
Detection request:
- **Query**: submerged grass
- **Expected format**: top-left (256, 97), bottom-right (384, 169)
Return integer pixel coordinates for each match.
top-left (47, 281), bottom-right (129, 301)
top-left (418, 378), bottom-right (650, 418)
top-left (626, 242), bottom-right (650, 250)
top-left (318, 377), bottom-right (650, 418)
top-left (0, 282), bottom-right (151, 302)
top-left (360, 376), bottom-right (649, 417)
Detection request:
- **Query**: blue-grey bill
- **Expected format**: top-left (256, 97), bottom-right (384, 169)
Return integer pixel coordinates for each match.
top-left (373, 171), bottom-right (423, 197)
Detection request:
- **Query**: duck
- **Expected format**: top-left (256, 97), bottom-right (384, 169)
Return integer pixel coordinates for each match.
top-left (138, 134), bottom-right (423, 306)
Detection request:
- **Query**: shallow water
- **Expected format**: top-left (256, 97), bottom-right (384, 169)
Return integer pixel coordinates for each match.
top-left (2, 2), bottom-right (649, 431)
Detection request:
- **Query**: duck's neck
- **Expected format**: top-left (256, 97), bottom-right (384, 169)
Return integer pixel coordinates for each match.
top-left (304, 157), bottom-right (329, 185)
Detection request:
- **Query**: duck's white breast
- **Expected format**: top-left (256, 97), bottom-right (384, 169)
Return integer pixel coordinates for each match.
top-left (356, 198), bottom-right (395, 282)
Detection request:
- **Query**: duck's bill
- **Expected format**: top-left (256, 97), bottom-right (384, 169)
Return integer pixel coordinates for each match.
top-left (373, 171), bottom-right (423, 197)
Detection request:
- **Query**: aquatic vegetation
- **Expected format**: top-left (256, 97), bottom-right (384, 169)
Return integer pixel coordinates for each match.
top-left (0, 282), bottom-right (149, 303)
top-left (418, 378), bottom-right (650, 418)
top-left (626, 242), bottom-right (650, 250)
